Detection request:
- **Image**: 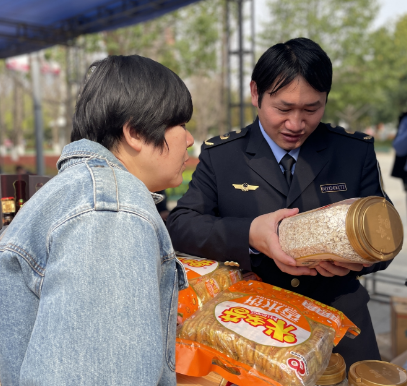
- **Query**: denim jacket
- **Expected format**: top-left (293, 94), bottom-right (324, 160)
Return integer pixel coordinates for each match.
top-left (0, 139), bottom-right (188, 386)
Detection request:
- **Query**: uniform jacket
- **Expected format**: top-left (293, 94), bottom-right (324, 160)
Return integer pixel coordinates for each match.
top-left (0, 139), bottom-right (187, 386)
top-left (167, 119), bottom-right (391, 336)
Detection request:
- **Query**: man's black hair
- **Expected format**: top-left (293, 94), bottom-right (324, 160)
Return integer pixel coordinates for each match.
top-left (251, 37), bottom-right (332, 107)
top-left (71, 55), bottom-right (193, 151)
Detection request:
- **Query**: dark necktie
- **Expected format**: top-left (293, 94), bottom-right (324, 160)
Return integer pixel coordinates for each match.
top-left (280, 153), bottom-right (296, 187)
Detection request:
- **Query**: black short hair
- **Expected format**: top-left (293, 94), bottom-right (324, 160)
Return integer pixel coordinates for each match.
top-left (252, 37), bottom-right (332, 107)
top-left (71, 55), bottom-right (193, 151)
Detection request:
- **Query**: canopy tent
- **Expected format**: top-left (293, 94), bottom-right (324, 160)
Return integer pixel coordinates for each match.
top-left (0, 0), bottom-right (199, 59)
top-left (0, 0), bottom-right (201, 175)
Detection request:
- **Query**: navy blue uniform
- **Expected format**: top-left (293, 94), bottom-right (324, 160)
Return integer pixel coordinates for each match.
top-left (167, 119), bottom-right (391, 368)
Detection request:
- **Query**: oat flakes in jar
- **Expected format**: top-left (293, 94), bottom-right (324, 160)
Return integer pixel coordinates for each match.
top-left (278, 197), bottom-right (404, 267)
top-left (348, 361), bottom-right (407, 386)
top-left (316, 353), bottom-right (348, 386)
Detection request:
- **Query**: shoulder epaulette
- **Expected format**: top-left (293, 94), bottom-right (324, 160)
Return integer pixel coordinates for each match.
top-left (203, 127), bottom-right (249, 149)
top-left (326, 123), bottom-right (374, 143)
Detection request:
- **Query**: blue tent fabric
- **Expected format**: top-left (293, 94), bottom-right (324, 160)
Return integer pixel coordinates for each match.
top-left (0, 0), bottom-right (199, 58)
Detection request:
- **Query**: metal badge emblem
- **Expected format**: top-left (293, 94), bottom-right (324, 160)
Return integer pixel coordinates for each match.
top-left (320, 183), bottom-right (347, 193)
top-left (220, 133), bottom-right (230, 140)
top-left (233, 183), bottom-right (259, 192)
top-left (364, 135), bottom-right (373, 140)
top-left (345, 129), bottom-right (355, 134)
top-left (235, 129), bottom-right (242, 134)
top-left (205, 140), bottom-right (214, 145)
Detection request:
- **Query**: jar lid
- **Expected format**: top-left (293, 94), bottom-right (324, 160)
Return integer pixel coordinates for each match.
top-left (346, 197), bottom-right (404, 262)
top-left (1, 197), bottom-right (14, 201)
top-left (348, 361), bottom-right (407, 386)
top-left (316, 353), bottom-right (346, 385)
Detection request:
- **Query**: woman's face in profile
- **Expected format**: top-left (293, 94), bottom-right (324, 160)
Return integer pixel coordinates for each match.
top-left (144, 125), bottom-right (194, 192)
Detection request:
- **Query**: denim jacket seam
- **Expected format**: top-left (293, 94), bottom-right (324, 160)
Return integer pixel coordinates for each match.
top-left (46, 208), bottom-right (95, 254)
top-left (109, 162), bottom-right (120, 210)
top-left (120, 207), bottom-right (159, 233)
top-left (58, 152), bottom-right (124, 172)
top-left (85, 160), bottom-right (97, 209)
top-left (0, 244), bottom-right (45, 277)
top-left (59, 160), bottom-right (87, 172)
top-left (166, 266), bottom-right (178, 371)
top-left (162, 251), bottom-right (176, 262)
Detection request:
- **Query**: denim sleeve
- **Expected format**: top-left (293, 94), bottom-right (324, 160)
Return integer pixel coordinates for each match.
top-left (0, 250), bottom-right (40, 386)
top-left (15, 210), bottom-right (168, 385)
top-left (393, 117), bottom-right (407, 157)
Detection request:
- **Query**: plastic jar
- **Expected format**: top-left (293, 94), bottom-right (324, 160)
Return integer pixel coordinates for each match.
top-left (278, 197), bottom-right (403, 267)
top-left (316, 353), bottom-right (348, 386)
top-left (348, 360), bottom-right (407, 386)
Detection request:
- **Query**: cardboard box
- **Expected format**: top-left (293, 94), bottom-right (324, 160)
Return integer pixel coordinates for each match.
top-left (176, 372), bottom-right (227, 386)
top-left (391, 297), bottom-right (407, 358)
top-left (391, 348), bottom-right (407, 369)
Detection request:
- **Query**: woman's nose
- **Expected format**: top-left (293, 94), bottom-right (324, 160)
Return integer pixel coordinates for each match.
top-left (186, 130), bottom-right (194, 148)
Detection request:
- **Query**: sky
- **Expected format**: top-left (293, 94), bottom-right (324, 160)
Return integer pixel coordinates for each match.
top-left (373, 0), bottom-right (407, 28)
top-left (255, 0), bottom-right (407, 31)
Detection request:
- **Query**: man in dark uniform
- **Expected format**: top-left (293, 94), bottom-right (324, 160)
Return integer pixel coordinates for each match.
top-left (167, 37), bottom-right (391, 368)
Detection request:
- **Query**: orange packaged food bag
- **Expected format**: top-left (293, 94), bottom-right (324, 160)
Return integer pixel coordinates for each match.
top-left (177, 253), bottom-right (245, 323)
top-left (176, 281), bottom-right (360, 386)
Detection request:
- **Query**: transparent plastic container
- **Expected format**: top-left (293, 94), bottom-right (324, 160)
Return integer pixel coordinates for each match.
top-left (278, 197), bottom-right (403, 267)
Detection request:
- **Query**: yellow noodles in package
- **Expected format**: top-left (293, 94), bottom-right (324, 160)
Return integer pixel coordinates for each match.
top-left (176, 281), bottom-right (360, 386)
top-left (176, 253), bottom-right (243, 323)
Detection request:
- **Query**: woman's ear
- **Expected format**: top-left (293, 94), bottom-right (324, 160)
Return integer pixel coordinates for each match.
top-left (122, 122), bottom-right (142, 152)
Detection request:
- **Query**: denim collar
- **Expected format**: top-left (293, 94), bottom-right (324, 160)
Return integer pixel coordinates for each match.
top-left (57, 139), bottom-right (128, 173)
top-left (57, 139), bottom-right (164, 204)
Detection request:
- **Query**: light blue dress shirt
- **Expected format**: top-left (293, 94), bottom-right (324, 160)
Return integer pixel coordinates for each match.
top-left (258, 120), bottom-right (300, 172)
top-left (250, 121), bottom-right (301, 256)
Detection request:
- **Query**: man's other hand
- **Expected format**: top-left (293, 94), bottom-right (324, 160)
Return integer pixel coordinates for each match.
top-left (315, 261), bottom-right (373, 277)
top-left (249, 208), bottom-right (317, 276)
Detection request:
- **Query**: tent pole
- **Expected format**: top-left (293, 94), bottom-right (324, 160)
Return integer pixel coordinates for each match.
top-left (30, 52), bottom-right (45, 176)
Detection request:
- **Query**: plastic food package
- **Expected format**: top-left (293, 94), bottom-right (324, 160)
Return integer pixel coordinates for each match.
top-left (176, 281), bottom-right (360, 386)
top-left (177, 253), bottom-right (243, 323)
top-left (279, 197), bottom-right (403, 267)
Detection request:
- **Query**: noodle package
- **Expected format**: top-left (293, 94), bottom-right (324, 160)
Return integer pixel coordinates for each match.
top-left (176, 281), bottom-right (360, 386)
top-left (177, 253), bottom-right (244, 323)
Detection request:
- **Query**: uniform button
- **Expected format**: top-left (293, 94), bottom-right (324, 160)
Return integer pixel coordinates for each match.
top-left (291, 278), bottom-right (300, 287)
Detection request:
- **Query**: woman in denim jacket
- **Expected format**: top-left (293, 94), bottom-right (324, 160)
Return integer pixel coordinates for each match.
top-left (0, 55), bottom-right (193, 386)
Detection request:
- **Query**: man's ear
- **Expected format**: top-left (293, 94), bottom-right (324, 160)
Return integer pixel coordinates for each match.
top-left (122, 122), bottom-right (142, 152)
top-left (250, 80), bottom-right (259, 108)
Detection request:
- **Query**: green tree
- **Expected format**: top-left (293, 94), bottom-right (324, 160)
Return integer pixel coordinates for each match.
top-left (259, 0), bottom-right (382, 129)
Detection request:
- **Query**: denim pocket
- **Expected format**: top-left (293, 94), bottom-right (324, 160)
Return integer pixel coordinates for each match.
top-left (166, 266), bottom-right (178, 372)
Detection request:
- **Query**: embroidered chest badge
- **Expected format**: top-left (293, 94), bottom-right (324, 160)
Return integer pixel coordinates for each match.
top-left (320, 183), bottom-right (347, 193)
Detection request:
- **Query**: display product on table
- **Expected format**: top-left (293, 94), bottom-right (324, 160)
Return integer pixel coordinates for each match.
top-left (176, 281), bottom-right (360, 386)
top-left (279, 196), bottom-right (403, 267)
top-left (316, 353), bottom-right (347, 385)
top-left (176, 253), bottom-right (245, 323)
top-left (348, 360), bottom-right (407, 385)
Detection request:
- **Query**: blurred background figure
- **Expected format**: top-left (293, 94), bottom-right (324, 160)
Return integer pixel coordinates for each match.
top-left (15, 165), bottom-right (33, 175)
top-left (391, 111), bottom-right (407, 214)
